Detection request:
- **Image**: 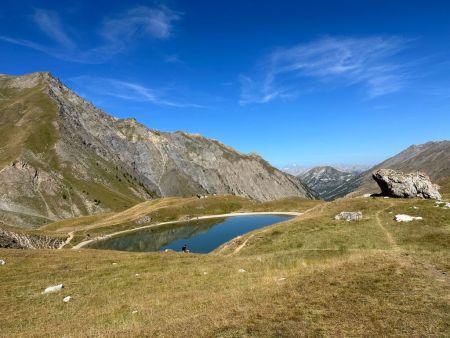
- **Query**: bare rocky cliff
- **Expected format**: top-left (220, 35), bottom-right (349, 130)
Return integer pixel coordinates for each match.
top-left (0, 72), bottom-right (315, 228)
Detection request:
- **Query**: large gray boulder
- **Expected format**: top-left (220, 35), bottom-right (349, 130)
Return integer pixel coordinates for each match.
top-left (372, 169), bottom-right (441, 200)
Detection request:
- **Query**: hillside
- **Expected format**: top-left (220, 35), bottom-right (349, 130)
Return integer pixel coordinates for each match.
top-left (298, 166), bottom-right (356, 200)
top-left (0, 72), bottom-right (314, 228)
top-left (1, 194), bottom-right (449, 336)
top-left (330, 141), bottom-right (450, 198)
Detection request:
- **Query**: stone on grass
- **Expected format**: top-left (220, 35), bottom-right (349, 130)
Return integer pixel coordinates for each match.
top-left (363, 193), bottom-right (372, 198)
top-left (63, 296), bottom-right (72, 303)
top-left (372, 169), bottom-right (441, 200)
top-left (238, 268), bottom-right (246, 273)
top-left (42, 284), bottom-right (64, 294)
top-left (394, 214), bottom-right (423, 222)
top-left (334, 211), bottom-right (362, 221)
top-left (0, 259), bottom-right (5, 265)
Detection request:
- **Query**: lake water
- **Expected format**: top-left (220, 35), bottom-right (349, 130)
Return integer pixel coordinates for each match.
top-left (88, 214), bottom-right (293, 253)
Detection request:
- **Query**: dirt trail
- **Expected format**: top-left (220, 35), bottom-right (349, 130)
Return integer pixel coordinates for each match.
top-left (58, 231), bottom-right (74, 249)
top-left (375, 203), bottom-right (399, 250)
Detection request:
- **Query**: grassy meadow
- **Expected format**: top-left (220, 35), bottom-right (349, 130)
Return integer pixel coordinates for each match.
top-left (0, 191), bottom-right (449, 337)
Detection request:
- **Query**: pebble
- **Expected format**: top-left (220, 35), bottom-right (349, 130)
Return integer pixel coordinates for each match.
top-left (63, 296), bottom-right (72, 303)
top-left (0, 259), bottom-right (5, 265)
top-left (132, 310), bottom-right (138, 314)
top-left (238, 269), bottom-right (246, 273)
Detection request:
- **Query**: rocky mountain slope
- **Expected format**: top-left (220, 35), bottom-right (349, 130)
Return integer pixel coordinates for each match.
top-left (298, 166), bottom-right (356, 200)
top-left (0, 72), bottom-right (314, 228)
top-left (331, 141), bottom-right (450, 198)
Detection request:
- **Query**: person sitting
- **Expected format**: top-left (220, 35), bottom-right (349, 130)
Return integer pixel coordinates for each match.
top-left (181, 244), bottom-right (190, 253)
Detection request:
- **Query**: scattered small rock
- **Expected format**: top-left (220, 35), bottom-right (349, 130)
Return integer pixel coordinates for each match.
top-left (164, 249), bottom-right (173, 252)
top-left (335, 211), bottom-right (362, 221)
top-left (363, 193), bottom-right (372, 198)
top-left (238, 268), bottom-right (246, 273)
top-left (112, 262), bottom-right (118, 265)
top-left (135, 215), bottom-right (152, 225)
top-left (394, 214), bottom-right (423, 222)
top-left (412, 206), bottom-right (419, 209)
top-left (383, 196), bottom-right (390, 199)
top-left (0, 259), bottom-right (5, 265)
top-left (277, 277), bottom-right (287, 282)
top-left (42, 284), bottom-right (64, 294)
top-left (203, 271), bottom-right (208, 275)
top-left (63, 296), bottom-right (72, 303)
top-left (444, 203), bottom-right (450, 209)
top-left (132, 310), bottom-right (138, 314)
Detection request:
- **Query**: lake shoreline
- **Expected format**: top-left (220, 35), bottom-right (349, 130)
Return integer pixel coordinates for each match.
top-left (72, 211), bottom-right (302, 250)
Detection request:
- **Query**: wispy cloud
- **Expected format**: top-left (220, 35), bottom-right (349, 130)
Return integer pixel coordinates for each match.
top-left (0, 6), bottom-right (179, 63)
top-left (240, 36), bottom-right (409, 104)
top-left (70, 76), bottom-right (205, 108)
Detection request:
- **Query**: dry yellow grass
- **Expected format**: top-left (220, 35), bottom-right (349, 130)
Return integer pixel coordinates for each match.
top-left (0, 195), bottom-right (449, 337)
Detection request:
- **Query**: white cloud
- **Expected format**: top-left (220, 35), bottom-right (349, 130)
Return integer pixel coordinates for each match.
top-left (0, 6), bottom-right (179, 63)
top-left (32, 9), bottom-right (76, 50)
top-left (240, 36), bottom-right (409, 104)
top-left (70, 76), bottom-right (204, 108)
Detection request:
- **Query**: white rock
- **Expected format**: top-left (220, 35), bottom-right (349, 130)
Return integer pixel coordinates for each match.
top-left (383, 196), bottom-right (390, 199)
top-left (63, 296), bottom-right (72, 303)
top-left (132, 310), bottom-right (138, 314)
top-left (135, 274), bottom-right (140, 277)
top-left (334, 211), bottom-right (362, 221)
top-left (412, 206), bottom-right (419, 209)
top-left (363, 194), bottom-right (372, 198)
top-left (42, 284), bottom-right (64, 294)
top-left (203, 271), bottom-right (208, 275)
top-left (238, 269), bottom-right (246, 273)
top-left (0, 259), bottom-right (5, 265)
top-left (277, 277), bottom-right (287, 282)
top-left (444, 203), bottom-right (450, 209)
top-left (112, 262), bottom-right (117, 265)
top-left (394, 214), bottom-right (423, 222)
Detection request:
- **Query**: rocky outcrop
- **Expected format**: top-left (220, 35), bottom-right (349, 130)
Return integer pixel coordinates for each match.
top-left (372, 169), bottom-right (442, 200)
top-left (334, 211), bottom-right (362, 221)
top-left (0, 227), bottom-right (64, 249)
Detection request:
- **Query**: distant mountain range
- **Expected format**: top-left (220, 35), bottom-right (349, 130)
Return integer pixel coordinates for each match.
top-left (0, 72), bottom-right (315, 228)
top-left (298, 166), bottom-right (357, 200)
top-left (297, 141), bottom-right (450, 200)
top-left (282, 163), bottom-right (371, 176)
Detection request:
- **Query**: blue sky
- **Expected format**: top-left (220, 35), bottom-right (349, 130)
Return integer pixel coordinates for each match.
top-left (1, 1), bottom-right (449, 167)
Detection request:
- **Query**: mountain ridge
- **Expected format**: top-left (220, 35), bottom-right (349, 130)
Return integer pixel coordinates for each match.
top-left (0, 72), bottom-right (315, 228)
top-left (331, 140), bottom-right (450, 198)
top-left (298, 165), bottom-right (357, 200)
